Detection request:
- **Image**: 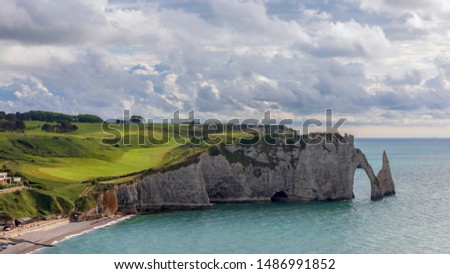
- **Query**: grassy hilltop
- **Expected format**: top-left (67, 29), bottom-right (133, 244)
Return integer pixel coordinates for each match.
top-left (0, 119), bottom-right (214, 219)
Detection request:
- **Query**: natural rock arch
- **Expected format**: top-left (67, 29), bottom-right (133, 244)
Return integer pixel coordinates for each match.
top-left (355, 150), bottom-right (396, 200)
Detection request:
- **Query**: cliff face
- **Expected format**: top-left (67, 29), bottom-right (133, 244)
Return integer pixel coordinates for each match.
top-left (88, 135), bottom-right (395, 218)
top-left (97, 188), bottom-right (119, 215)
top-left (117, 163), bottom-right (211, 214)
top-left (201, 140), bottom-right (357, 202)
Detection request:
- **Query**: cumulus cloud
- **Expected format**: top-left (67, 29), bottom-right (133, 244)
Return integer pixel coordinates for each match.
top-left (14, 76), bottom-right (53, 99)
top-left (129, 63), bottom-right (155, 76)
top-left (350, 0), bottom-right (450, 36)
top-left (304, 20), bottom-right (389, 58)
top-left (0, 0), bottom-right (449, 136)
top-left (0, 76), bottom-right (61, 111)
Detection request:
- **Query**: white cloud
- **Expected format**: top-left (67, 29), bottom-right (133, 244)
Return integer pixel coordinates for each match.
top-left (129, 63), bottom-right (155, 76)
top-left (405, 12), bottom-right (438, 32)
top-left (351, 0), bottom-right (450, 36)
top-left (0, 43), bottom-right (76, 68)
top-left (305, 20), bottom-right (390, 58)
top-left (14, 76), bottom-right (53, 99)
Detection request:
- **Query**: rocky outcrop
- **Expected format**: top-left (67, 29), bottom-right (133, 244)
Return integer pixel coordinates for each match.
top-left (71, 188), bottom-right (120, 221)
top-left (377, 151), bottom-right (396, 196)
top-left (81, 135), bottom-right (395, 219)
top-left (94, 188), bottom-right (119, 216)
top-left (355, 149), bottom-right (396, 200)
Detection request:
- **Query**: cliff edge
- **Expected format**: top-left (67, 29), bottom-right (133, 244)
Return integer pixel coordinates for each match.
top-left (72, 135), bottom-right (395, 219)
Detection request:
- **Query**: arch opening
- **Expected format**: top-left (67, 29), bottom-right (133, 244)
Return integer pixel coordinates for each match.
top-left (354, 168), bottom-right (372, 201)
top-left (271, 191), bottom-right (288, 202)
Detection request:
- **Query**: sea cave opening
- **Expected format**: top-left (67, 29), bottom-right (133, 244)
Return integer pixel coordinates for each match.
top-left (271, 191), bottom-right (288, 202)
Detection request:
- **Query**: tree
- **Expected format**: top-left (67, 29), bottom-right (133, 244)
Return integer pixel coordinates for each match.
top-left (59, 121), bottom-right (74, 133)
top-left (15, 120), bottom-right (26, 131)
top-left (0, 121), bottom-right (14, 131)
top-left (76, 114), bottom-right (103, 123)
top-left (130, 115), bottom-right (144, 124)
top-left (42, 122), bottom-right (78, 133)
top-left (0, 111), bottom-right (6, 120)
top-left (41, 124), bottom-right (53, 132)
top-left (5, 113), bottom-right (16, 121)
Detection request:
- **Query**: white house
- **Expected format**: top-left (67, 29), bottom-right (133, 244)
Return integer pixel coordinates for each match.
top-left (0, 173), bottom-right (21, 185)
top-left (0, 172), bottom-right (11, 185)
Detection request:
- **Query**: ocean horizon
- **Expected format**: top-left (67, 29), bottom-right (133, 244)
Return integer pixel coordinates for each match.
top-left (36, 138), bottom-right (450, 254)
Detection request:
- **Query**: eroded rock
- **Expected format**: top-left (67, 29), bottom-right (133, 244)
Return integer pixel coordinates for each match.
top-left (80, 135), bottom-right (396, 219)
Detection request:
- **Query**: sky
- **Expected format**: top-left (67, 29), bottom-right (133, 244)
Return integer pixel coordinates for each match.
top-left (1, 0), bottom-right (450, 137)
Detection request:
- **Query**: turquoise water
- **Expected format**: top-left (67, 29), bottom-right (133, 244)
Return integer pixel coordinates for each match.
top-left (37, 139), bottom-right (450, 254)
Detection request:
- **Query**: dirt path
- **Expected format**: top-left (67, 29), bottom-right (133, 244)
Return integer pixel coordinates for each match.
top-left (0, 186), bottom-right (29, 195)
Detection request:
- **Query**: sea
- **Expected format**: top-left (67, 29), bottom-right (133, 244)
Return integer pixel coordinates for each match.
top-left (36, 139), bottom-right (450, 254)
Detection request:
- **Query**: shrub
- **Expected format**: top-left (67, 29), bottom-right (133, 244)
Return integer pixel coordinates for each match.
top-left (208, 145), bottom-right (221, 156)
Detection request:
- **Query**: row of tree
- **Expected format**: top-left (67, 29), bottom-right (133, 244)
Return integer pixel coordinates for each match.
top-left (0, 120), bottom-right (26, 132)
top-left (0, 110), bottom-right (103, 123)
top-left (41, 121), bottom-right (79, 133)
top-left (0, 110), bottom-right (26, 131)
top-left (1, 110), bottom-right (102, 132)
top-left (114, 115), bottom-right (145, 124)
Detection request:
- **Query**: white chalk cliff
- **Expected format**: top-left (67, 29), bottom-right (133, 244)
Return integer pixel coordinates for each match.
top-left (113, 135), bottom-right (395, 214)
top-left (73, 135), bottom-right (396, 219)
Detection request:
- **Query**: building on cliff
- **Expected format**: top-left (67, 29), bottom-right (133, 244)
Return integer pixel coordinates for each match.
top-left (0, 173), bottom-right (21, 185)
top-left (0, 173), bottom-right (11, 185)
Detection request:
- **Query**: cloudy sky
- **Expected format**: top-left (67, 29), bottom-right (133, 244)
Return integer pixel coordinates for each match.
top-left (1, 0), bottom-right (450, 137)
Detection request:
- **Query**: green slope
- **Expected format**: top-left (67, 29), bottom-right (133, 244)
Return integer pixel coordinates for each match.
top-left (0, 122), bottom-right (187, 219)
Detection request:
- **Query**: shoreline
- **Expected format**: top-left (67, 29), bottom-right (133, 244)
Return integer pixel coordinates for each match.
top-left (1, 215), bottom-right (133, 254)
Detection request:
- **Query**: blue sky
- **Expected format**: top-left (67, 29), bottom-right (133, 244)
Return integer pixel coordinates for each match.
top-left (1, 0), bottom-right (450, 137)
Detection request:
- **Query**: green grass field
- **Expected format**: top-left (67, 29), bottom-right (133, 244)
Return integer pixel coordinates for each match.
top-left (0, 122), bottom-right (192, 218)
top-left (36, 145), bottom-right (177, 182)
